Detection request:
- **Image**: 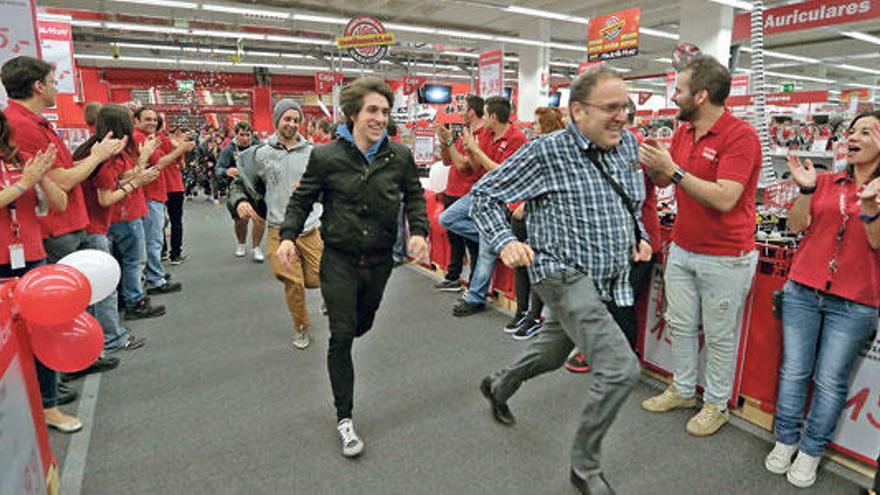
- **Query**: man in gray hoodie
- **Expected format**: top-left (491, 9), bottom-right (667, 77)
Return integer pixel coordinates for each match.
top-left (228, 99), bottom-right (323, 349)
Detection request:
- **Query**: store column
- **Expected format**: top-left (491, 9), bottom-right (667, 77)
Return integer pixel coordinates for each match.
top-left (517, 20), bottom-right (551, 122)
top-left (679, 0), bottom-right (733, 66)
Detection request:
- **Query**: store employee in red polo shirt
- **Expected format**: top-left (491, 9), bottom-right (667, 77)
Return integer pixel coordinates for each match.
top-left (133, 107), bottom-right (191, 295)
top-left (639, 56), bottom-right (761, 437)
top-left (161, 128), bottom-right (188, 265)
top-left (434, 94), bottom-right (486, 293)
top-left (439, 95), bottom-right (527, 317)
top-left (1, 56), bottom-right (126, 262)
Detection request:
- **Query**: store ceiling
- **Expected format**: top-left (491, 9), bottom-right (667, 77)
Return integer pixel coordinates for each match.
top-left (39, 0), bottom-right (880, 97)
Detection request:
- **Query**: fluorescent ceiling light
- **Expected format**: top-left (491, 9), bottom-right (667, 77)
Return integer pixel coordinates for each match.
top-left (707, 0), bottom-right (753, 10)
top-left (654, 57), bottom-right (673, 63)
top-left (202, 4), bottom-right (290, 19)
top-left (764, 70), bottom-right (835, 84)
top-left (838, 64), bottom-right (880, 75)
top-left (547, 42), bottom-right (586, 52)
top-left (292, 13), bottom-right (349, 25)
top-left (70, 19), bottom-right (104, 28)
top-left (505, 6), bottom-right (589, 24)
top-left (414, 71), bottom-right (471, 80)
top-left (265, 34), bottom-right (330, 45)
top-left (740, 47), bottom-right (818, 64)
top-left (105, 22), bottom-right (188, 34)
top-left (76, 53), bottom-right (335, 73)
top-left (640, 27), bottom-right (679, 40)
top-left (109, 0), bottom-right (198, 8)
top-left (384, 23), bottom-right (439, 35)
top-left (551, 61), bottom-right (579, 68)
top-left (841, 30), bottom-right (880, 46)
top-left (442, 50), bottom-right (479, 59)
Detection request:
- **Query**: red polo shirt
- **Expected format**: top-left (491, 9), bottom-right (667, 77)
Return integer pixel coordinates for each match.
top-left (444, 126), bottom-right (491, 198)
top-left (133, 129), bottom-right (167, 203)
top-left (4, 100), bottom-right (89, 238)
top-left (670, 111), bottom-right (761, 256)
top-left (159, 134), bottom-right (185, 193)
top-left (100, 153), bottom-right (147, 223)
top-left (485, 124), bottom-right (528, 167)
top-left (0, 158), bottom-right (46, 263)
top-left (789, 171), bottom-right (880, 307)
top-left (83, 156), bottom-right (125, 235)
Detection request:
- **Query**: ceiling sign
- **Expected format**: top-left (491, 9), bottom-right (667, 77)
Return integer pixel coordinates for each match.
top-left (733, 0), bottom-right (880, 41)
top-left (479, 49), bottom-right (503, 98)
top-left (587, 7), bottom-right (640, 62)
top-left (336, 16), bottom-right (395, 65)
top-left (726, 90), bottom-right (829, 106)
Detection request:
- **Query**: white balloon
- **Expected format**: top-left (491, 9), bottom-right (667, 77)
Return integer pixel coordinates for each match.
top-left (428, 161), bottom-right (448, 193)
top-left (58, 249), bottom-right (121, 305)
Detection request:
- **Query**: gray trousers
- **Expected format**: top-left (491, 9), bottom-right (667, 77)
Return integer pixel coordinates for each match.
top-left (487, 268), bottom-right (641, 477)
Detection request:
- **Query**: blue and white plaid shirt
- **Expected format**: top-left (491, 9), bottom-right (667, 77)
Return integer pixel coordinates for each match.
top-left (470, 122), bottom-right (647, 306)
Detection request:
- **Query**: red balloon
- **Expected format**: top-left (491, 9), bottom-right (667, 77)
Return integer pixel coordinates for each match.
top-left (13, 265), bottom-right (91, 326)
top-left (28, 312), bottom-right (103, 373)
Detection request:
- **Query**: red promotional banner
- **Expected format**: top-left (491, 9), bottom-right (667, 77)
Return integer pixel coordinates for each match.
top-left (841, 87), bottom-right (872, 103)
top-left (587, 7), bottom-right (640, 62)
top-left (402, 76), bottom-right (426, 95)
top-left (733, 0), bottom-right (880, 41)
top-left (478, 49), bottom-right (503, 97)
top-left (37, 17), bottom-right (75, 94)
top-left (314, 72), bottom-right (344, 94)
top-left (726, 90), bottom-right (829, 107)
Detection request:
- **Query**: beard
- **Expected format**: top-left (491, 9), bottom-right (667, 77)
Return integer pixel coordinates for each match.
top-left (278, 126), bottom-right (296, 140)
top-left (677, 104), bottom-right (696, 122)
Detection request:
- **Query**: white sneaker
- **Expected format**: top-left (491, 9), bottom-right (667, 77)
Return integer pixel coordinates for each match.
top-left (337, 418), bottom-right (364, 458)
top-left (291, 331), bottom-right (311, 350)
top-left (765, 442), bottom-right (798, 474)
top-left (252, 247), bottom-right (265, 263)
top-left (787, 451), bottom-right (820, 488)
top-left (234, 244), bottom-right (246, 257)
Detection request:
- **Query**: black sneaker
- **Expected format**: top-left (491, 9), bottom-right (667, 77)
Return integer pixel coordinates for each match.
top-left (61, 356), bottom-right (120, 381)
top-left (57, 382), bottom-right (78, 405)
top-left (452, 299), bottom-right (486, 317)
top-left (504, 314), bottom-right (526, 334)
top-left (146, 281), bottom-right (182, 295)
top-left (108, 334), bottom-right (146, 353)
top-left (170, 255), bottom-right (188, 266)
top-left (434, 279), bottom-right (462, 292)
top-left (512, 319), bottom-right (542, 341)
top-left (161, 253), bottom-right (170, 262)
top-left (125, 299), bottom-right (166, 320)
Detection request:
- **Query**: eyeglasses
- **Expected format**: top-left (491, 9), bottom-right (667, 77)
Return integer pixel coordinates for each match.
top-left (580, 101), bottom-right (632, 116)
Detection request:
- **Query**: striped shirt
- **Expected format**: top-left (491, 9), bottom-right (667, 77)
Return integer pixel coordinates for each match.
top-left (470, 122), bottom-right (646, 305)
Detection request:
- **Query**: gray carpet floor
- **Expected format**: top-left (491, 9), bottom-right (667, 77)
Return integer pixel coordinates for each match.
top-left (51, 200), bottom-right (868, 494)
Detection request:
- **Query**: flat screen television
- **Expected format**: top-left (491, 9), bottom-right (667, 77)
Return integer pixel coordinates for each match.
top-left (418, 84), bottom-right (453, 104)
top-left (502, 87), bottom-right (513, 102)
top-left (548, 92), bottom-right (561, 107)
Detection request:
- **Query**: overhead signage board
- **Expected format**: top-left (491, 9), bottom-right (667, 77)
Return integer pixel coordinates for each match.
top-left (587, 7), bottom-right (640, 62)
top-left (733, 0), bottom-right (880, 41)
top-left (336, 16), bottom-right (395, 65)
top-left (478, 49), bottom-right (503, 98)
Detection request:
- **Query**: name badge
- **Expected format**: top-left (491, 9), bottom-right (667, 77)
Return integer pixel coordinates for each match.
top-left (9, 244), bottom-right (25, 270)
top-left (702, 147), bottom-right (718, 162)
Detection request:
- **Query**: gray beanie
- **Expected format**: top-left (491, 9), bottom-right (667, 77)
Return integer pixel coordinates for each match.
top-left (273, 98), bottom-right (302, 127)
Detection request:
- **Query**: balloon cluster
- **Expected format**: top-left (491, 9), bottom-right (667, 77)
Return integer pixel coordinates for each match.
top-left (10, 250), bottom-right (121, 372)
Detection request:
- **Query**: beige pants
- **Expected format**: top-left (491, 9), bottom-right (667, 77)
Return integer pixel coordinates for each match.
top-left (267, 227), bottom-right (323, 331)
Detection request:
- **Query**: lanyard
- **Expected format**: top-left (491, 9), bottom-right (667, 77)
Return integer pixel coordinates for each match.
top-left (825, 181), bottom-right (863, 290)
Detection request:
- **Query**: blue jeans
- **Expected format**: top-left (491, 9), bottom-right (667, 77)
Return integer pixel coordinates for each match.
top-left (87, 233), bottom-right (130, 350)
top-left (143, 200), bottom-right (168, 288)
top-left (774, 281), bottom-right (878, 456)
top-left (108, 218), bottom-right (146, 308)
top-left (439, 193), bottom-right (497, 305)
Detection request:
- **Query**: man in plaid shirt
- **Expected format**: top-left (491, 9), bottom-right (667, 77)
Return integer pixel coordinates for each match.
top-left (473, 67), bottom-right (652, 495)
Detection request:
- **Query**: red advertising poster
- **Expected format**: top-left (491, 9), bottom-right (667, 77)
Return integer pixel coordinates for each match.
top-left (1, 0), bottom-right (40, 107)
top-left (37, 16), bottom-right (75, 95)
top-left (841, 87), bottom-right (872, 103)
top-left (412, 128), bottom-right (435, 165)
top-left (726, 90), bottom-right (829, 106)
top-left (478, 49), bottom-right (503, 97)
top-left (314, 72), bottom-right (344, 94)
top-left (402, 75), bottom-right (426, 95)
top-left (587, 7), bottom-right (640, 62)
top-left (730, 75), bottom-right (750, 97)
top-left (733, 0), bottom-right (880, 41)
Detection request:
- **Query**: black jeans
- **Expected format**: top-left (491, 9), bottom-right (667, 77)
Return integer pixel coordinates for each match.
top-left (443, 195), bottom-right (478, 282)
top-left (320, 247), bottom-right (394, 421)
top-left (602, 259), bottom-right (655, 353)
top-left (0, 259), bottom-right (57, 408)
top-left (511, 216), bottom-right (543, 320)
top-left (166, 191), bottom-right (184, 259)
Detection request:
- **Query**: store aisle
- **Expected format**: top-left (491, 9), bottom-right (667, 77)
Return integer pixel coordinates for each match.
top-left (53, 201), bottom-right (863, 494)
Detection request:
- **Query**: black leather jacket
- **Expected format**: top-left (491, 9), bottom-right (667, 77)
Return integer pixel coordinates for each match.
top-left (280, 137), bottom-right (428, 257)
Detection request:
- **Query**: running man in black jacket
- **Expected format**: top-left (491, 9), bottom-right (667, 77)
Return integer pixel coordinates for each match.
top-left (277, 78), bottom-right (428, 458)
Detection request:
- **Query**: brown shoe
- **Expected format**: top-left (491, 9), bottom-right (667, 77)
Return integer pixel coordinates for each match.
top-left (642, 384), bottom-right (698, 412)
top-left (686, 404), bottom-right (730, 436)
top-left (44, 407), bottom-right (83, 433)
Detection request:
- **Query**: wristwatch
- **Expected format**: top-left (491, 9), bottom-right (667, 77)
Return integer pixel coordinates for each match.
top-left (859, 210), bottom-right (880, 224)
top-left (799, 184), bottom-right (817, 195)
top-left (670, 167), bottom-right (687, 184)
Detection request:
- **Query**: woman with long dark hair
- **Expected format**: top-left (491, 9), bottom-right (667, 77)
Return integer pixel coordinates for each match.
top-left (765, 111), bottom-right (880, 488)
top-left (74, 103), bottom-right (161, 350)
top-left (0, 109), bottom-right (71, 430)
